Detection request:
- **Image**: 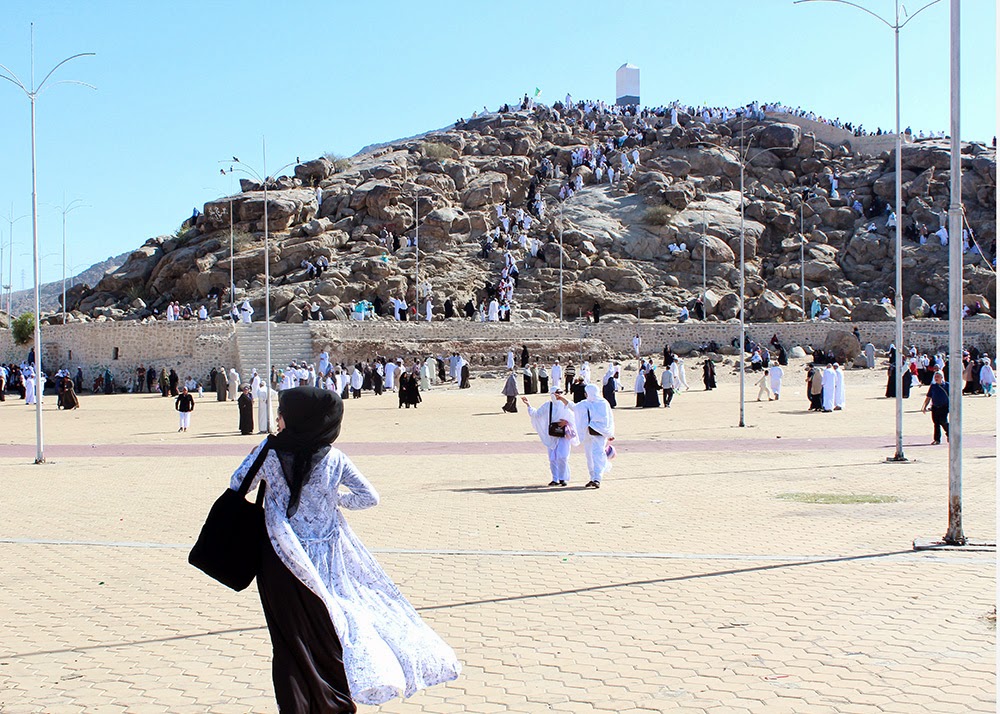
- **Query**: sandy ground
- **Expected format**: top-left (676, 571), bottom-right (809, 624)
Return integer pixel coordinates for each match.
top-left (0, 357), bottom-right (995, 713)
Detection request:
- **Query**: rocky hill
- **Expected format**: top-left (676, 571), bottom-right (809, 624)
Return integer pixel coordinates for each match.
top-left (61, 103), bottom-right (996, 325)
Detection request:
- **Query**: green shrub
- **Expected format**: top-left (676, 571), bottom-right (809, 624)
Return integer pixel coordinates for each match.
top-left (421, 142), bottom-right (457, 160)
top-left (232, 230), bottom-right (256, 252)
top-left (643, 205), bottom-right (675, 226)
top-left (323, 153), bottom-right (352, 173)
top-left (11, 312), bottom-right (34, 345)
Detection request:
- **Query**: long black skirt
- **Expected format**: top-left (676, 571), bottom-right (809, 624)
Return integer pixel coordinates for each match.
top-left (258, 537), bottom-right (356, 713)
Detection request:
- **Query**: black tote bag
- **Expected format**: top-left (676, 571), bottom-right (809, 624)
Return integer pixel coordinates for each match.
top-left (188, 443), bottom-right (270, 591)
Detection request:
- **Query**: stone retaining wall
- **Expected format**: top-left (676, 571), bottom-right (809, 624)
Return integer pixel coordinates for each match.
top-left (0, 317), bottom-right (993, 385)
top-left (0, 321), bottom-right (238, 386)
top-left (767, 112), bottom-right (905, 155)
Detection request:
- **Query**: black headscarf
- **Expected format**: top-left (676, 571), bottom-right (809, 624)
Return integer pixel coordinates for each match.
top-left (269, 386), bottom-right (344, 517)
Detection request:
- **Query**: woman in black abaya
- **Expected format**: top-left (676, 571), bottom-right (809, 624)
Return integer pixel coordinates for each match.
top-left (237, 384), bottom-right (254, 435)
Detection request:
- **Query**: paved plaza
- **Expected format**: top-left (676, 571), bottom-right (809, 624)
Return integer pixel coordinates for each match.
top-left (0, 360), bottom-right (995, 713)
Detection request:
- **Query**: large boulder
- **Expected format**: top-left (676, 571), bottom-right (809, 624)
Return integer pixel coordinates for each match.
top-left (850, 301), bottom-right (896, 322)
top-left (238, 189), bottom-right (317, 232)
top-left (750, 290), bottom-right (787, 321)
top-left (691, 235), bottom-right (736, 264)
top-left (758, 122), bottom-right (802, 150)
top-left (823, 330), bottom-right (861, 364)
top-left (461, 172), bottom-right (508, 209)
top-left (419, 207), bottom-right (471, 248)
top-left (715, 292), bottom-right (741, 320)
top-left (97, 241), bottom-right (164, 293)
top-left (294, 157), bottom-right (334, 185)
top-left (908, 293), bottom-right (931, 318)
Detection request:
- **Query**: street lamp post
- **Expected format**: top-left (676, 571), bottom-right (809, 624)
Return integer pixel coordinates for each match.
top-left (559, 199), bottom-right (565, 322)
top-left (224, 144), bottom-right (298, 433)
top-left (701, 206), bottom-right (707, 300)
top-left (3, 210), bottom-right (27, 320)
top-left (799, 188), bottom-right (809, 317)
top-left (727, 123), bottom-right (778, 427)
top-left (795, 0), bottom-right (941, 460)
top-left (57, 197), bottom-right (86, 325)
top-left (0, 24), bottom-right (94, 464)
top-left (944, 0), bottom-right (964, 545)
top-left (414, 192), bottom-right (420, 311)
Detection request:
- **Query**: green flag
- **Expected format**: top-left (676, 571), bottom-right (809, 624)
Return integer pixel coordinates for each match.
top-left (533, 87), bottom-right (541, 98)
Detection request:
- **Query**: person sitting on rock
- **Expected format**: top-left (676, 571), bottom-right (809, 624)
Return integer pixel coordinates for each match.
top-left (301, 259), bottom-right (317, 279)
top-left (315, 255), bottom-right (329, 277)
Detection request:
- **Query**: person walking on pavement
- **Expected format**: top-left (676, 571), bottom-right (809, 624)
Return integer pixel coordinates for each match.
top-left (920, 371), bottom-right (950, 445)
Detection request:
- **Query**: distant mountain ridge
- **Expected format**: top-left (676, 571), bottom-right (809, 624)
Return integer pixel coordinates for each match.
top-left (6, 252), bottom-right (130, 314)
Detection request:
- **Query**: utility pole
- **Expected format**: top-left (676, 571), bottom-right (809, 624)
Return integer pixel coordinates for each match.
top-left (944, 0), bottom-right (964, 545)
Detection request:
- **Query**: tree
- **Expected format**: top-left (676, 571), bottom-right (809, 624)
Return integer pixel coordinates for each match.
top-left (11, 313), bottom-right (34, 345)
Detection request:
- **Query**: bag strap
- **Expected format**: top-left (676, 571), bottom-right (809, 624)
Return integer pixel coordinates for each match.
top-left (237, 439), bottom-right (272, 497)
top-left (549, 402), bottom-right (553, 423)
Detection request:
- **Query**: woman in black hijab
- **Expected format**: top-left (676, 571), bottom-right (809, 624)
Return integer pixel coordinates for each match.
top-left (229, 387), bottom-right (459, 709)
top-left (643, 366), bottom-right (661, 407)
top-left (237, 384), bottom-right (254, 435)
top-left (703, 359), bottom-right (717, 390)
top-left (255, 387), bottom-right (354, 711)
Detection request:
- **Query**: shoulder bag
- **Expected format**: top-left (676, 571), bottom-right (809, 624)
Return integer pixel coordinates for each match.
top-left (547, 402), bottom-right (566, 438)
top-left (188, 442), bottom-right (271, 591)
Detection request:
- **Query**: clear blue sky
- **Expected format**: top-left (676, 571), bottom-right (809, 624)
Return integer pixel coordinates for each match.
top-left (0, 0), bottom-right (995, 291)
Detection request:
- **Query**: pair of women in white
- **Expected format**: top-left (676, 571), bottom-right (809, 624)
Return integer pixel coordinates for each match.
top-left (524, 385), bottom-right (615, 488)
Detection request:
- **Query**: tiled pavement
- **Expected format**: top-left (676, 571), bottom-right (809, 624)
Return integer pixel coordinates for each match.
top-left (0, 372), bottom-right (994, 712)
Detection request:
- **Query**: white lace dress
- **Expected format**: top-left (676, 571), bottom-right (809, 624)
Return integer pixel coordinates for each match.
top-left (230, 440), bottom-right (461, 705)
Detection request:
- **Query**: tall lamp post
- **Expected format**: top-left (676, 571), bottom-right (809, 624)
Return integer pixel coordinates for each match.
top-left (56, 197), bottom-right (86, 325)
top-left (701, 206), bottom-right (708, 300)
top-left (797, 187), bottom-right (812, 317)
top-left (0, 25), bottom-right (94, 464)
top-left (944, 0), bottom-right (964, 544)
top-left (718, 123), bottom-right (778, 427)
top-left (795, 0), bottom-right (942, 461)
top-left (211, 174), bottom-right (238, 315)
top-left (414, 192), bottom-right (420, 311)
top-left (224, 144), bottom-right (298, 433)
top-left (4, 209), bottom-right (28, 319)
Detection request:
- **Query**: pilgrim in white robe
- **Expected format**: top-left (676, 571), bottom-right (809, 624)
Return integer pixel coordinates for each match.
top-left (821, 366), bottom-right (836, 411)
top-left (488, 300), bottom-right (500, 322)
top-left (384, 362), bottom-right (397, 392)
top-left (768, 365), bottom-right (784, 399)
top-left (256, 385), bottom-right (276, 433)
top-left (550, 363), bottom-right (562, 390)
top-left (318, 352), bottom-right (330, 376)
top-left (228, 369), bottom-right (240, 400)
top-left (676, 359), bottom-right (689, 390)
top-left (239, 300), bottom-right (254, 324)
top-left (574, 384), bottom-right (615, 484)
top-left (834, 365), bottom-right (846, 409)
top-left (24, 374), bottom-right (36, 405)
top-left (526, 395), bottom-right (579, 484)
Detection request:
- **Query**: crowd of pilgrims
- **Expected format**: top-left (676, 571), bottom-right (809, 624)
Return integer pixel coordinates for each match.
top-left (884, 344), bottom-right (995, 399)
top-left (499, 343), bottom-right (717, 415)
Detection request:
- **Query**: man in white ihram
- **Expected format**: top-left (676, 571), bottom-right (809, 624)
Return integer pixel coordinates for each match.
top-left (239, 299), bottom-right (253, 324)
top-left (575, 384), bottom-right (615, 489)
top-left (522, 388), bottom-right (579, 487)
